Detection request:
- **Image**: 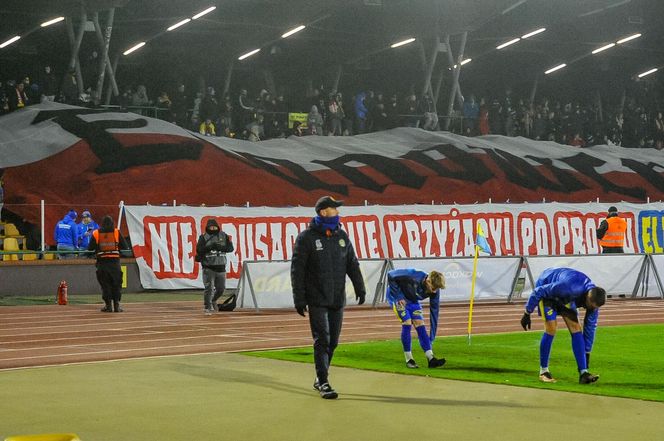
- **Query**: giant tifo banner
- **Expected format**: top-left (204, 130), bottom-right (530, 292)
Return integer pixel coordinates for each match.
top-left (125, 202), bottom-right (664, 289)
top-left (5, 102), bottom-right (664, 241)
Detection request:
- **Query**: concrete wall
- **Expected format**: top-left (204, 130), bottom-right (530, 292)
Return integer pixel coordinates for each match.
top-left (0, 259), bottom-right (143, 296)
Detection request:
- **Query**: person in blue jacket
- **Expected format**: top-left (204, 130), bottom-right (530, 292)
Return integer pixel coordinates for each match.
top-left (54, 209), bottom-right (79, 259)
top-left (520, 267), bottom-right (606, 384)
top-left (386, 268), bottom-right (446, 369)
top-left (77, 210), bottom-right (99, 254)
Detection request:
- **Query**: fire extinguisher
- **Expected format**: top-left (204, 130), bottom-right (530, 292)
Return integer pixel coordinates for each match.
top-left (57, 280), bottom-right (68, 305)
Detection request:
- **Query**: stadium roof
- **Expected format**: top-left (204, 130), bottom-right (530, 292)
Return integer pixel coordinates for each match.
top-left (1, 0), bottom-right (662, 98)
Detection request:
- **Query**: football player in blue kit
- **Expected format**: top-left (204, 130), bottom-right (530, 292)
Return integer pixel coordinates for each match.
top-left (386, 268), bottom-right (447, 369)
top-left (520, 267), bottom-right (606, 384)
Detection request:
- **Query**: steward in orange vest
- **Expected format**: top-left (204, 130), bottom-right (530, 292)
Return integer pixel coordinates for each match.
top-left (88, 215), bottom-right (130, 312)
top-left (596, 206), bottom-right (627, 253)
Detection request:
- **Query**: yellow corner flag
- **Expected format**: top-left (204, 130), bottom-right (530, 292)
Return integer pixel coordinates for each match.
top-left (468, 224), bottom-right (492, 344)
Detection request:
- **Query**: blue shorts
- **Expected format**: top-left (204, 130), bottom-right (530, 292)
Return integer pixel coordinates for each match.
top-left (392, 301), bottom-right (424, 323)
top-left (538, 299), bottom-right (579, 322)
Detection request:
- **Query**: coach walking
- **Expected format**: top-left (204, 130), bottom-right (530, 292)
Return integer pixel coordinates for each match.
top-left (291, 196), bottom-right (366, 399)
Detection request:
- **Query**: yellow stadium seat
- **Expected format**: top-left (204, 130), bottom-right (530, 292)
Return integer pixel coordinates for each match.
top-left (2, 237), bottom-right (19, 261)
top-left (4, 434), bottom-right (81, 441)
top-left (22, 252), bottom-right (38, 260)
top-left (43, 252), bottom-right (56, 260)
top-left (2, 223), bottom-right (26, 249)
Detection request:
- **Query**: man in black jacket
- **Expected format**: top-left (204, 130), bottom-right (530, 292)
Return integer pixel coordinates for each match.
top-left (195, 218), bottom-right (234, 315)
top-left (291, 196), bottom-right (366, 399)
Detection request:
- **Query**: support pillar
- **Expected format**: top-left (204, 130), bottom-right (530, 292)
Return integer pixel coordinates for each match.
top-left (65, 13), bottom-right (87, 98)
top-left (93, 9), bottom-right (116, 106)
top-left (443, 32), bottom-right (467, 130)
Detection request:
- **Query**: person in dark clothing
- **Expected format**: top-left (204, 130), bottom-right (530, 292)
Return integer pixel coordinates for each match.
top-left (291, 196), bottom-right (366, 399)
top-left (88, 215), bottom-right (130, 312)
top-left (596, 206), bottom-right (627, 253)
top-left (195, 218), bottom-right (234, 314)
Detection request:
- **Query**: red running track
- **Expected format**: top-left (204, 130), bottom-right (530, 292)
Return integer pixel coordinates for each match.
top-left (1, 299), bottom-right (663, 370)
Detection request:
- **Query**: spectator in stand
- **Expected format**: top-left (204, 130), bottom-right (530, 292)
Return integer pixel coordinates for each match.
top-left (569, 132), bottom-right (585, 147)
top-left (171, 83), bottom-right (189, 127)
top-left (654, 112), bottom-right (664, 150)
top-left (156, 91), bottom-right (173, 121)
top-left (8, 81), bottom-right (28, 111)
top-left (403, 94), bottom-right (419, 128)
top-left (0, 81), bottom-right (9, 114)
top-left (237, 88), bottom-right (255, 130)
top-left (77, 210), bottom-right (99, 253)
top-left (386, 93), bottom-right (399, 128)
top-left (40, 66), bottom-right (58, 102)
top-left (307, 105), bottom-right (324, 135)
top-left (533, 112), bottom-right (546, 140)
top-left (373, 102), bottom-right (389, 132)
top-left (327, 93), bottom-right (343, 136)
top-left (463, 94), bottom-right (479, 135)
top-left (131, 85), bottom-right (151, 111)
top-left (190, 91), bottom-right (203, 130)
top-left (488, 98), bottom-right (503, 134)
top-left (354, 91), bottom-right (368, 134)
top-left (291, 120), bottom-right (304, 137)
top-left (420, 92), bottom-right (438, 131)
top-left (199, 118), bottom-right (216, 136)
top-left (54, 210), bottom-right (79, 259)
top-left (478, 97), bottom-right (489, 135)
top-left (61, 69), bottom-right (79, 105)
top-left (218, 100), bottom-right (234, 137)
top-left (201, 86), bottom-right (219, 122)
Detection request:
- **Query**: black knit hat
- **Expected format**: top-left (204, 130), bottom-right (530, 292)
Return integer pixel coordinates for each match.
top-left (315, 196), bottom-right (343, 213)
top-left (608, 206), bottom-right (618, 213)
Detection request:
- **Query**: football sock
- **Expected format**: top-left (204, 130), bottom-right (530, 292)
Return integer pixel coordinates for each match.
top-left (539, 367), bottom-right (550, 375)
top-left (401, 325), bottom-right (412, 352)
top-left (416, 325), bottom-right (432, 352)
top-left (540, 332), bottom-right (554, 369)
top-left (404, 351), bottom-right (414, 362)
top-left (424, 349), bottom-right (434, 360)
top-left (571, 331), bottom-right (587, 371)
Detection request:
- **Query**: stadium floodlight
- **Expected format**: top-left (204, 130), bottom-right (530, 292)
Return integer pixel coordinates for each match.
top-left (167, 18), bottom-right (191, 31)
top-left (238, 48), bottom-right (261, 60)
top-left (521, 27), bottom-right (546, 39)
top-left (281, 25), bottom-right (306, 39)
top-left (123, 41), bottom-right (146, 56)
top-left (544, 63), bottom-right (566, 74)
top-left (0, 35), bottom-right (21, 49)
top-left (616, 33), bottom-right (641, 44)
top-left (461, 58), bottom-right (472, 65)
top-left (592, 43), bottom-right (615, 54)
top-left (192, 6), bottom-right (216, 20)
top-left (390, 37), bottom-right (416, 48)
top-left (496, 38), bottom-right (520, 49)
top-left (40, 17), bottom-right (65, 27)
top-left (637, 68), bottom-right (657, 78)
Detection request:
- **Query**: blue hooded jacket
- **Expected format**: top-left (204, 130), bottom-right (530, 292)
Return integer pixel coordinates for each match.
top-left (525, 267), bottom-right (599, 352)
top-left (386, 268), bottom-right (441, 342)
top-left (54, 210), bottom-right (79, 247)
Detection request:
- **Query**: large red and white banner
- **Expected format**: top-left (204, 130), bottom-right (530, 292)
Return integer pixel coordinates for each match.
top-left (125, 202), bottom-right (664, 289)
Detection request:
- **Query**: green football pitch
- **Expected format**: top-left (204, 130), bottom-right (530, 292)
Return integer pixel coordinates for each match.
top-left (247, 324), bottom-right (664, 402)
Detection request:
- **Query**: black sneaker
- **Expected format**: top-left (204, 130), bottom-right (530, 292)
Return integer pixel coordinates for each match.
top-left (100, 305), bottom-right (113, 313)
top-left (319, 383), bottom-right (338, 399)
top-left (313, 378), bottom-right (320, 391)
top-left (406, 359), bottom-right (419, 369)
top-left (579, 372), bottom-right (600, 384)
top-left (428, 357), bottom-right (446, 368)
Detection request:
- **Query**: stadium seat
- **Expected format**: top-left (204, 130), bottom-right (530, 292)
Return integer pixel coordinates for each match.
top-left (3, 434), bottom-right (81, 441)
top-left (2, 237), bottom-right (19, 261)
top-left (43, 252), bottom-right (56, 260)
top-left (1, 223), bottom-right (26, 249)
top-left (22, 252), bottom-right (38, 261)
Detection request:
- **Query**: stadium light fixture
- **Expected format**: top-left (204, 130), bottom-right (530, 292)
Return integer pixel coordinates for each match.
top-left (496, 38), bottom-right (520, 50)
top-left (0, 35), bottom-right (21, 49)
top-left (167, 18), bottom-right (191, 31)
top-left (390, 38), bottom-right (416, 48)
top-left (40, 17), bottom-right (65, 27)
top-left (123, 41), bottom-right (146, 56)
top-left (521, 27), bottom-right (546, 39)
top-left (616, 33), bottom-right (641, 44)
top-left (544, 63), bottom-right (566, 75)
top-left (592, 43), bottom-right (615, 54)
top-left (281, 25), bottom-right (306, 39)
top-left (452, 59), bottom-right (472, 69)
top-left (637, 68), bottom-right (657, 78)
top-left (192, 6), bottom-right (216, 20)
top-left (238, 48), bottom-right (261, 60)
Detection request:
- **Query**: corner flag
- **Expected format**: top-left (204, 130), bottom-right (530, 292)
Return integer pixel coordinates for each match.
top-left (476, 224), bottom-right (492, 255)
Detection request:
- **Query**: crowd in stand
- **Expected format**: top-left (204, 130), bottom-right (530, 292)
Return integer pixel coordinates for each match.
top-left (2, 65), bottom-right (662, 148)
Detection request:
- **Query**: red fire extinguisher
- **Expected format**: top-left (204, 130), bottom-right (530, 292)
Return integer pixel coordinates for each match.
top-left (57, 280), bottom-right (68, 305)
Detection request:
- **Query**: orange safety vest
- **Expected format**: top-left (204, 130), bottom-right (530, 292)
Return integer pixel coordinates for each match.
top-left (599, 216), bottom-right (627, 248)
top-left (92, 229), bottom-right (120, 258)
